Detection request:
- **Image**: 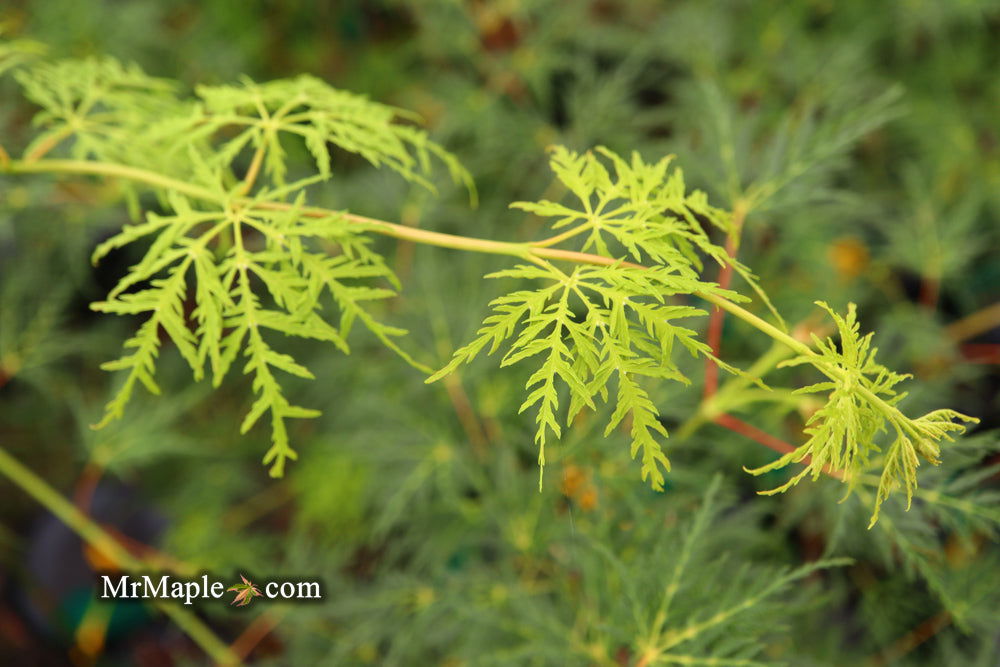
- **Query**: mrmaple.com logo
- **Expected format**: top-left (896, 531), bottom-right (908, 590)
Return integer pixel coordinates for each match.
top-left (100, 573), bottom-right (322, 607)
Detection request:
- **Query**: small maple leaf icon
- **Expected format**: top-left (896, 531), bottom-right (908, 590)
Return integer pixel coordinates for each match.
top-left (227, 575), bottom-right (262, 607)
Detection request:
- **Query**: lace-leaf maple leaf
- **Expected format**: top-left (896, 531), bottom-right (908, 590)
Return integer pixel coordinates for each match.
top-left (512, 146), bottom-right (785, 328)
top-left (10, 56), bottom-right (474, 477)
top-left (744, 302), bottom-right (978, 526)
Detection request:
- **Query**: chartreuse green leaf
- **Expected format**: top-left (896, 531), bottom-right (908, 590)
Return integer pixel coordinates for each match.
top-left (4, 49), bottom-right (980, 516)
top-left (90, 186), bottom-right (431, 476)
top-left (512, 145), bottom-right (785, 328)
top-left (745, 302), bottom-right (978, 526)
top-left (190, 74), bottom-right (475, 197)
top-left (431, 146), bottom-right (756, 489)
top-left (0, 26), bottom-right (44, 78)
top-left (15, 55), bottom-right (472, 476)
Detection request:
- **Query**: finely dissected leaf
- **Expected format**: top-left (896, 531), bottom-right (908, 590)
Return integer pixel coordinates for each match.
top-left (9, 50), bottom-right (981, 524)
top-left (89, 194), bottom-right (431, 476)
top-left (744, 302), bottom-right (978, 525)
top-left (14, 57), bottom-right (471, 476)
top-left (430, 257), bottom-right (746, 489)
top-left (15, 53), bottom-right (475, 198)
top-left (688, 77), bottom-right (904, 213)
top-left (511, 145), bottom-right (784, 327)
top-left (512, 146), bottom-right (733, 271)
top-left (432, 146), bottom-right (759, 489)
top-left (0, 31), bottom-right (45, 77)
top-left (188, 74), bottom-right (474, 196)
top-left (91, 258), bottom-right (196, 427)
top-left (15, 56), bottom-right (182, 170)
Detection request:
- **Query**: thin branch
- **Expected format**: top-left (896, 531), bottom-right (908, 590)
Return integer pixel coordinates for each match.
top-left (868, 610), bottom-right (951, 666)
top-left (714, 413), bottom-right (796, 456)
top-left (530, 221), bottom-right (594, 248)
top-left (6, 158), bottom-right (221, 202)
top-left (919, 275), bottom-right (940, 311)
top-left (239, 140), bottom-right (267, 195)
top-left (946, 301), bottom-right (1000, 343)
top-left (703, 240), bottom-right (736, 397)
top-left (2, 157), bottom-right (943, 461)
top-left (444, 373), bottom-right (490, 458)
top-left (961, 343), bottom-right (1000, 364)
top-left (0, 445), bottom-right (239, 666)
top-left (703, 200), bottom-right (747, 399)
top-left (229, 607), bottom-right (291, 663)
top-left (23, 125), bottom-right (76, 162)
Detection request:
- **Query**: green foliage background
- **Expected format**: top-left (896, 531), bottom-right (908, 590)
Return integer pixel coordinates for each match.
top-left (1, 1), bottom-right (999, 664)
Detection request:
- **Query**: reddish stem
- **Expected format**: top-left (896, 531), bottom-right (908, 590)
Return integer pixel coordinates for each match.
top-left (870, 611), bottom-right (951, 666)
top-left (960, 343), bottom-right (1000, 364)
top-left (703, 201), bottom-right (746, 400)
top-left (229, 609), bottom-right (288, 662)
top-left (444, 374), bottom-right (489, 459)
top-left (703, 236), bottom-right (737, 399)
top-left (714, 413), bottom-right (795, 455)
top-left (73, 462), bottom-right (103, 514)
top-left (714, 413), bottom-right (843, 480)
top-left (919, 275), bottom-right (940, 310)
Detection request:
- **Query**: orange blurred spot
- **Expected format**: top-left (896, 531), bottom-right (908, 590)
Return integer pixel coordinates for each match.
top-left (828, 237), bottom-right (869, 279)
top-left (560, 464), bottom-right (586, 498)
top-left (561, 464), bottom-right (599, 511)
top-left (578, 487), bottom-right (598, 512)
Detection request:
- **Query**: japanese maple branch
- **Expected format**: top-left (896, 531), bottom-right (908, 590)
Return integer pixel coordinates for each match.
top-left (2, 157), bottom-right (922, 433)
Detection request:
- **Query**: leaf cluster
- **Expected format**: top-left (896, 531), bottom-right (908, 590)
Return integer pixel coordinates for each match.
top-left (9, 53), bottom-right (471, 474)
top-left (514, 146), bottom-right (734, 267)
top-left (0, 43), bottom-right (981, 519)
top-left (430, 148), bottom-right (754, 489)
top-left (1, 5), bottom-right (998, 665)
top-left (747, 302), bottom-right (978, 526)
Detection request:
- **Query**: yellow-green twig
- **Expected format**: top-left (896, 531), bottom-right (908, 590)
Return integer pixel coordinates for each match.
top-left (2, 157), bottom-right (971, 438)
top-left (0, 445), bottom-right (240, 666)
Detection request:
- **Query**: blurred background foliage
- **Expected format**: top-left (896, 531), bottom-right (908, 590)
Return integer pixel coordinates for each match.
top-left (1, 0), bottom-right (999, 664)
